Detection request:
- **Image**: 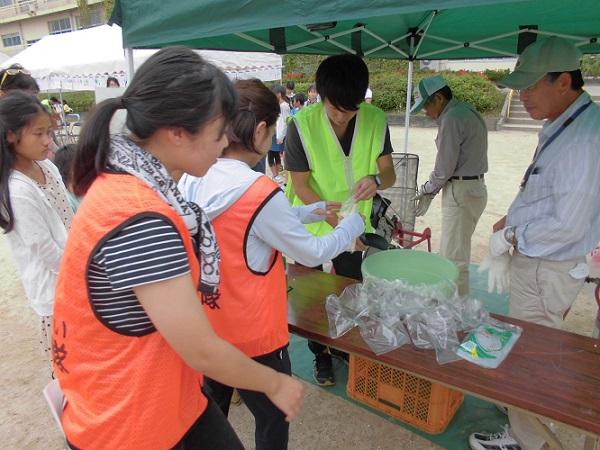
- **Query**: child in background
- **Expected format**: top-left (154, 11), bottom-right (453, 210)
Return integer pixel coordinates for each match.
top-left (269, 84), bottom-right (290, 180)
top-left (0, 92), bottom-right (73, 373)
top-left (53, 144), bottom-right (80, 212)
top-left (306, 83), bottom-right (319, 105)
top-left (290, 93), bottom-right (306, 116)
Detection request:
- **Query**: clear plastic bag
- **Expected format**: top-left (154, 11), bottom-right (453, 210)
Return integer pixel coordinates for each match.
top-left (455, 318), bottom-right (522, 368)
top-left (325, 283), bottom-right (367, 338)
top-left (339, 195), bottom-right (358, 252)
top-left (356, 314), bottom-right (409, 355)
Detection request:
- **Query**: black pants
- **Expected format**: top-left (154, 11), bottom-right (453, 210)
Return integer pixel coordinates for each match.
top-left (68, 395), bottom-right (244, 450)
top-left (308, 251), bottom-right (363, 355)
top-left (268, 150), bottom-right (282, 167)
top-left (204, 346), bottom-right (292, 450)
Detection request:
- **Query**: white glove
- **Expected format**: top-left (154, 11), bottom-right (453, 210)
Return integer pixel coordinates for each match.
top-left (412, 192), bottom-right (434, 217)
top-left (478, 253), bottom-right (511, 294)
top-left (489, 228), bottom-right (513, 257)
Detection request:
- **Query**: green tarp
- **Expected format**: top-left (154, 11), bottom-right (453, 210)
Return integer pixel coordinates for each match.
top-left (112, 0), bottom-right (600, 59)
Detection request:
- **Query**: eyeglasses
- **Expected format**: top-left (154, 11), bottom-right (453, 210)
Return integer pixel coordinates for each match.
top-left (0, 68), bottom-right (31, 89)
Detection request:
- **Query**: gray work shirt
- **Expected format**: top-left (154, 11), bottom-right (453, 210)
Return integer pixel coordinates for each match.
top-left (423, 99), bottom-right (488, 194)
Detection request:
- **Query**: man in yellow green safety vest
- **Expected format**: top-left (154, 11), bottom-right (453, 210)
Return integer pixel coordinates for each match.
top-left (285, 54), bottom-right (396, 386)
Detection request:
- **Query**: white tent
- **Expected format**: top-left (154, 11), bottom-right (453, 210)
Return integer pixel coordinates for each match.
top-left (1, 25), bottom-right (283, 91)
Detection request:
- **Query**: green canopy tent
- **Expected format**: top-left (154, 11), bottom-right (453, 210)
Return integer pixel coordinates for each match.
top-left (111, 0), bottom-right (600, 151)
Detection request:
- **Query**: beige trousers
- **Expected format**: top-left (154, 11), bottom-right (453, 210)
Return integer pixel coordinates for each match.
top-left (439, 179), bottom-right (487, 297)
top-left (508, 252), bottom-right (586, 450)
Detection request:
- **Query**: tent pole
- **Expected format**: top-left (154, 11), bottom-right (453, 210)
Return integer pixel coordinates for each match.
top-left (125, 48), bottom-right (135, 84)
top-left (403, 60), bottom-right (413, 154)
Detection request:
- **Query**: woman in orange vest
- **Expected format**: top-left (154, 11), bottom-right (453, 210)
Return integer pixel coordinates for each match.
top-left (51, 47), bottom-right (303, 450)
top-left (178, 79), bottom-right (364, 450)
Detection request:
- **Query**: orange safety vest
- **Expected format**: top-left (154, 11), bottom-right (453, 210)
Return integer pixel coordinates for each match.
top-left (206, 176), bottom-right (288, 357)
top-left (52, 173), bottom-right (207, 450)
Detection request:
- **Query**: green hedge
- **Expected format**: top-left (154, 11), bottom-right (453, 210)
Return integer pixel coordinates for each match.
top-left (40, 91), bottom-right (96, 113)
top-left (368, 72), bottom-right (503, 114)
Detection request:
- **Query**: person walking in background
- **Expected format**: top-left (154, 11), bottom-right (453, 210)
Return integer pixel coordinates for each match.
top-left (472, 36), bottom-right (600, 450)
top-left (180, 79), bottom-right (363, 450)
top-left (411, 75), bottom-right (488, 298)
top-left (52, 47), bottom-right (303, 450)
top-left (0, 92), bottom-right (73, 375)
top-left (269, 84), bottom-right (290, 180)
top-left (285, 80), bottom-right (295, 102)
top-left (285, 54), bottom-right (396, 386)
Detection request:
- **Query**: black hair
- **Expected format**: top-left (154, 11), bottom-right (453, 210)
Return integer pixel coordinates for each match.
top-left (106, 76), bottom-right (120, 87)
top-left (293, 93), bottom-right (306, 105)
top-left (286, 80), bottom-right (295, 90)
top-left (546, 70), bottom-right (584, 90)
top-left (50, 97), bottom-right (59, 103)
top-left (308, 84), bottom-right (317, 92)
top-left (53, 144), bottom-right (77, 186)
top-left (315, 54), bottom-right (369, 111)
top-left (0, 92), bottom-right (49, 232)
top-left (0, 64), bottom-right (40, 94)
top-left (73, 46), bottom-right (238, 196)
top-left (434, 85), bottom-right (453, 101)
top-left (226, 79), bottom-right (279, 155)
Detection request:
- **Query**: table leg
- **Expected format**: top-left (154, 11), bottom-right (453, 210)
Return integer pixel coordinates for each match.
top-left (530, 417), bottom-right (564, 450)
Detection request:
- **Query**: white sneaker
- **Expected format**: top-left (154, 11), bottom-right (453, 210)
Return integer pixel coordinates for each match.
top-left (469, 425), bottom-right (521, 450)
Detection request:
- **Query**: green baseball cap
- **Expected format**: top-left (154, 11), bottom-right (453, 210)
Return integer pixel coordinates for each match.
top-left (499, 36), bottom-right (583, 90)
top-left (411, 75), bottom-right (447, 113)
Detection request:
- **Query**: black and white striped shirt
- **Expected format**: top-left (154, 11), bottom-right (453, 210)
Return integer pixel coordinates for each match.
top-left (88, 216), bottom-right (190, 336)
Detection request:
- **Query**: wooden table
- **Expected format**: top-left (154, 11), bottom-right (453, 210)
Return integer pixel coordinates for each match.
top-left (287, 264), bottom-right (600, 449)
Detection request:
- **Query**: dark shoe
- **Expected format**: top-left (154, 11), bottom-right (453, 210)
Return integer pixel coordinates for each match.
top-left (313, 352), bottom-right (335, 386)
top-left (330, 348), bottom-right (349, 365)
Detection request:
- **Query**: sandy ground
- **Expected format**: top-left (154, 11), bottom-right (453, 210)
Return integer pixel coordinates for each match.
top-left (1, 126), bottom-right (597, 449)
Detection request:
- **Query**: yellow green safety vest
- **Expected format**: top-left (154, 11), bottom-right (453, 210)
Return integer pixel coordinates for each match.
top-left (286, 101), bottom-right (387, 236)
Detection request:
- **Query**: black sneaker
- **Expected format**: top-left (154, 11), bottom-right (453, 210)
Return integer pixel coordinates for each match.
top-left (313, 352), bottom-right (335, 386)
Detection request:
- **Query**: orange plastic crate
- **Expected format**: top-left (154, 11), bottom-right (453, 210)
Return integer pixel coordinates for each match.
top-left (347, 354), bottom-right (464, 434)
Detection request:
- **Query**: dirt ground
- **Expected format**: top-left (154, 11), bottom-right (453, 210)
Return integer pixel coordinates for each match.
top-left (0, 126), bottom-right (597, 449)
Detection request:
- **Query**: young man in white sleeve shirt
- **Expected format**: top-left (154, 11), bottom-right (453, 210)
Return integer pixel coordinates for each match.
top-left (471, 36), bottom-right (600, 450)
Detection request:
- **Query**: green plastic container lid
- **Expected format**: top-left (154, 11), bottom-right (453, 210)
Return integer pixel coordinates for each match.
top-left (361, 249), bottom-right (458, 287)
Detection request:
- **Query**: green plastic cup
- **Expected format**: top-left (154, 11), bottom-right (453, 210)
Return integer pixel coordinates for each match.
top-left (361, 249), bottom-right (458, 294)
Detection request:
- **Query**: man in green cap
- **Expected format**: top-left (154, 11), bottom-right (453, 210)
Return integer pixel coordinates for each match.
top-left (471, 36), bottom-right (600, 450)
top-left (411, 75), bottom-right (488, 298)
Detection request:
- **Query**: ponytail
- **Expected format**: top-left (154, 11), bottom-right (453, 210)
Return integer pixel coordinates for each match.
top-left (72, 97), bottom-right (121, 196)
top-left (0, 92), bottom-right (47, 232)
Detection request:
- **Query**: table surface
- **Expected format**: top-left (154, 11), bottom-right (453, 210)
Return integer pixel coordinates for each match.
top-left (286, 264), bottom-right (600, 437)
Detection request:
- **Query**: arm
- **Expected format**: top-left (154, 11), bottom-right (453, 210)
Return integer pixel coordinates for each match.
top-left (134, 275), bottom-right (303, 421)
top-left (515, 155), bottom-right (600, 257)
top-left (422, 115), bottom-right (462, 195)
top-left (354, 127), bottom-right (396, 201)
top-left (11, 193), bottom-right (64, 273)
top-left (276, 104), bottom-right (290, 144)
top-left (252, 192), bottom-right (364, 267)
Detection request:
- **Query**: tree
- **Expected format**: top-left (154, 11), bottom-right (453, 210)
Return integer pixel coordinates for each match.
top-left (77, 0), bottom-right (115, 27)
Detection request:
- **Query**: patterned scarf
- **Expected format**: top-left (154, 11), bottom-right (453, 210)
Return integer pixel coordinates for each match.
top-left (108, 135), bottom-right (220, 306)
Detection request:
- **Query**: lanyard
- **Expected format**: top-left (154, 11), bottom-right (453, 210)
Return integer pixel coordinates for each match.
top-left (520, 100), bottom-right (592, 191)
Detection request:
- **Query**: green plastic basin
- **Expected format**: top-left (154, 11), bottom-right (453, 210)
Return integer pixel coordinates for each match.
top-left (361, 249), bottom-right (458, 288)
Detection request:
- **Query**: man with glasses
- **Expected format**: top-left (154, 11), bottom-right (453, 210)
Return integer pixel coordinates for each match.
top-left (471, 36), bottom-right (600, 450)
top-left (412, 75), bottom-right (488, 298)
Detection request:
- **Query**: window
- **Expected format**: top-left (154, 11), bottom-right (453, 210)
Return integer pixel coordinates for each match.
top-left (0, 0), bottom-right (13, 7)
top-left (2, 32), bottom-right (21, 47)
top-left (48, 17), bottom-right (72, 35)
top-left (75, 8), bottom-right (103, 29)
top-left (26, 38), bottom-right (40, 46)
